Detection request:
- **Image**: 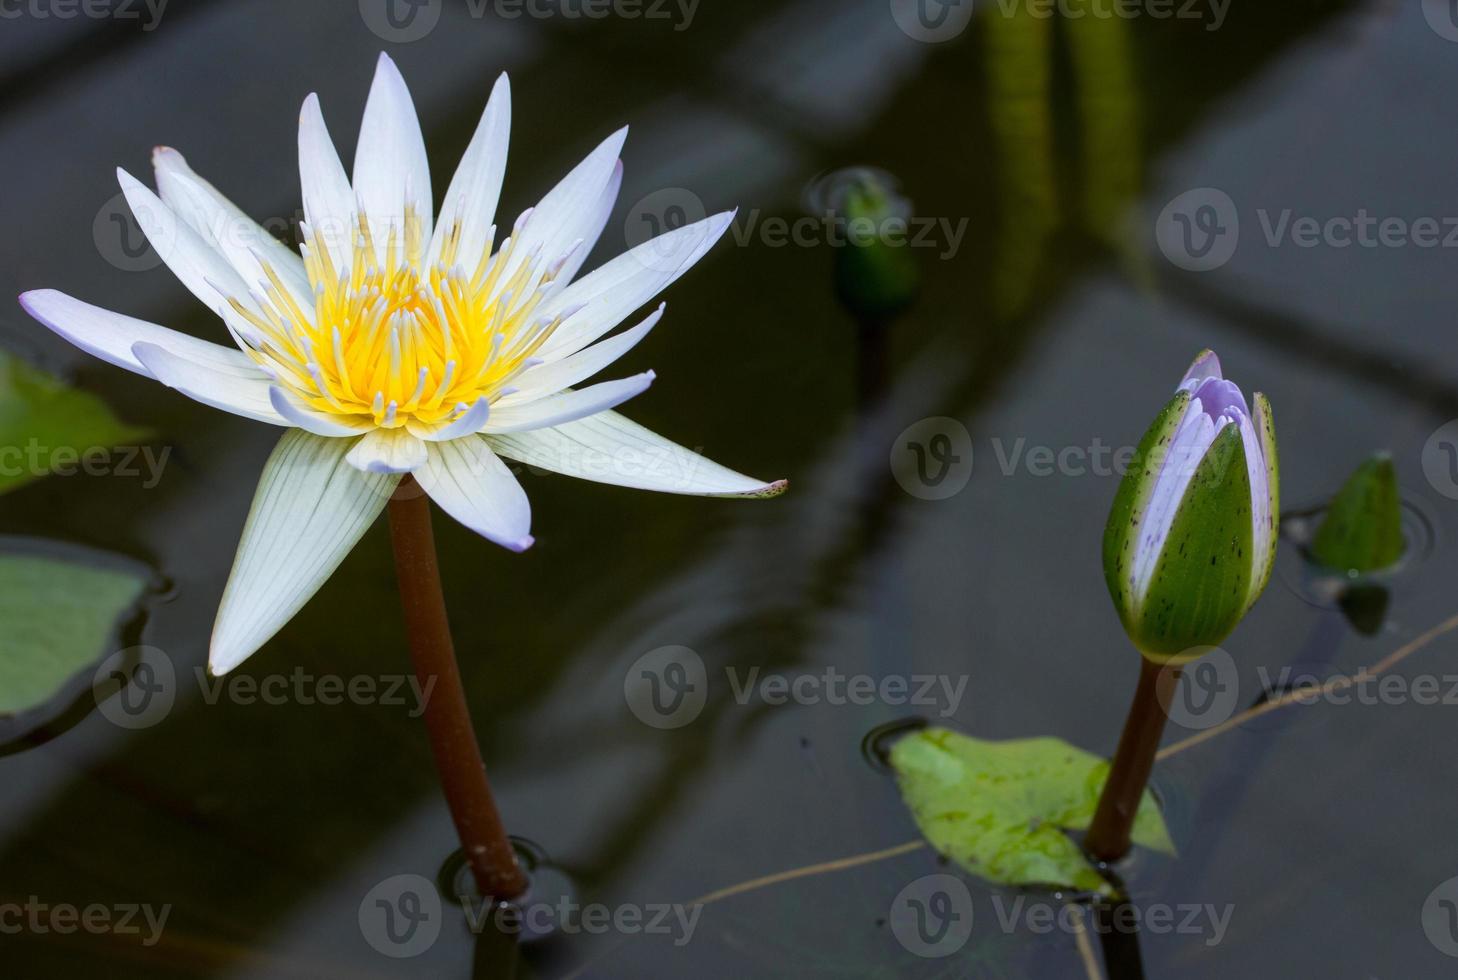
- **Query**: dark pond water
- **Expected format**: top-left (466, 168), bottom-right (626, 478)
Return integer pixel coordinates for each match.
top-left (5, 0), bottom-right (1458, 976)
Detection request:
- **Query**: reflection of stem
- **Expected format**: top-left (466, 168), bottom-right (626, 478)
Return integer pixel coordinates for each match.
top-left (1086, 658), bottom-right (1181, 863)
top-left (1094, 897), bottom-right (1145, 980)
top-left (387, 476), bottom-right (527, 901)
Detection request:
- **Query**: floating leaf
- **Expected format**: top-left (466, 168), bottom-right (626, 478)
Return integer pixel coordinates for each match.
top-left (1311, 453), bottom-right (1404, 574)
top-left (0, 349), bottom-right (149, 496)
top-left (0, 549), bottom-right (149, 716)
top-left (891, 727), bottom-right (1175, 895)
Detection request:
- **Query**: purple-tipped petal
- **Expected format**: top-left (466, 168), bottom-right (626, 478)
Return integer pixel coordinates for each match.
top-left (1190, 376), bottom-right (1249, 422)
top-left (1130, 399), bottom-right (1225, 603)
top-left (1179, 348), bottom-right (1222, 392)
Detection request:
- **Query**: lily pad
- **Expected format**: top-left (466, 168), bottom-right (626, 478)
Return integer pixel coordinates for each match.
top-left (0, 550), bottom-right (149, 717)
top-left (890, 727), bottom-right (1175, 895)
top-left (0, 349), bottom-right (149, 495)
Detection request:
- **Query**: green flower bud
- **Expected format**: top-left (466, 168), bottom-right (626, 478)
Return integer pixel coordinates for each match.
top-left (1103, 351), bottom-right (1279, 662)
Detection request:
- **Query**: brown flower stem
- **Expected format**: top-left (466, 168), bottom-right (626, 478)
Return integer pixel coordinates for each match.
top-left (387, 475), bottom-right (528, 902)
top-left (1086, 657), bottom-right (1182, 864)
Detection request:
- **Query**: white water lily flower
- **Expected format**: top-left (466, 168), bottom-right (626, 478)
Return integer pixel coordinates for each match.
top-left (20, 54), bottom-right (785, 675)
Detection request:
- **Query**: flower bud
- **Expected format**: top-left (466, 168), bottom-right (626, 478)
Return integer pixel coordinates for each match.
top-left (1103, 350), bottom-right (1279, 662)
top-left (1311, 453), bottom-right (1403, 574)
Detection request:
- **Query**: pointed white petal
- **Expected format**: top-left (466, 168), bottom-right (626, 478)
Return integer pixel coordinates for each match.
top-left (482, 372), bottom-right (654, 434)
top-left (536, 211), bottom-right (734, 360)
top-left (489, 410), bottom-right (786, 497)
top-left (354, 52), bottom-right (432, 259)
top-left (410, 397), bottom-right (491, 442)
top-left (416, 437), bottom-right (533, 551)
top-left (152, 147), bottom-right (312, 311)
top-left (117, 168), bottom-right (258, 318)
top-left (505, 303), bottom-right (662, 402)
top-left (346, 427), bottom-right (429, 473)
top-left (551, 158), bottom-right (622, 289)
top-left (269, 386), bottom-right (372, 436)
top-left (500, 127), bottom-right (626, 289)
top-left (132, 341), bottom-right (285, 425)
top-left (19, 289), bottom-right (253, 378)
top-left (427, 73), bottom-right (510, 270)
top-left (210, 430), bottom-right (399, 673)
top-left (299, 92), bottom-right (357, 276)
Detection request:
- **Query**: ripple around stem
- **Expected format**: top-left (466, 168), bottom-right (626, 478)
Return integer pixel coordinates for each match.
top-left (859, 716), bottom-right (929, 774)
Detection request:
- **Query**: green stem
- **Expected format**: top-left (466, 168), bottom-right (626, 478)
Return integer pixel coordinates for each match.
top-left (387, 476), bottom-right (528, 901)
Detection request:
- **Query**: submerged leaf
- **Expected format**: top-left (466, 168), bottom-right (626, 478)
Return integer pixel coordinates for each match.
top-left (890, 728), bottom-right (1175, 895)
top-left (0, 551), bottom-right (148, 716)
top-left (0, 349), bottom-right (149, 496)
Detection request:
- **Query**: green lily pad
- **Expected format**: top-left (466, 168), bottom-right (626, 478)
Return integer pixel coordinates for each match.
top-left (890, 727), bottom-right (1175, 895)
top-left (0, 550), bottom-right (149, 716)
top-left (0, 349), bottom-right (149, 496)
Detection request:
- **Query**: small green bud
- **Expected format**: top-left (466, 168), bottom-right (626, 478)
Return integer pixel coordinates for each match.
top-left (1310, 453), bottom-right (1404, 574)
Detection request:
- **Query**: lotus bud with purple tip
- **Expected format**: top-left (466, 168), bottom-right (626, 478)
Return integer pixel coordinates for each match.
top-left (1102, 350), bottom-right (1280, 662)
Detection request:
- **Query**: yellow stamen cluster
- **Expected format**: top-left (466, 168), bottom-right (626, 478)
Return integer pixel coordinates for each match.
top-left (230, 209), bottom-right (571, 429)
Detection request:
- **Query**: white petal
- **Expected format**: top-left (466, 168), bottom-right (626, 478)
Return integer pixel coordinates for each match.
top-left (354, 52), bottom-right (432, 260)
top-left (551, 158), bottom-right (622, 289)
top-left (19, 289), bottom-right (252, 378)
top-left (269, 386), bottom-right (372, 436)
top-left (132, 342), bottom-right (286, 425)
top-left (409, 397), bottom-right (492, 442)
top-left (504, 303), bottom-right (662, 403)
top-left (210, 430), bottom-right (399, 674)
top-left (536, 211), bottom-right (734, 361)
top-left (415, 437), bottom-right (533, 551)
top-left (346, 427), bottom-right (429, 474)
top-left (117, 168), bottom-right (258, 320)
top-left (152, 147), bottom-right (313, 311)
top-left (427, 73), bottom-right (510, 271)
top-left (500, 127), bottom-right (626, 290)
top-left (488, 410), bottom-right (786, 497)
top-left (299, 92), bottom-right (357, 276)
top-left (482, 372), bottom-right (654, 434)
